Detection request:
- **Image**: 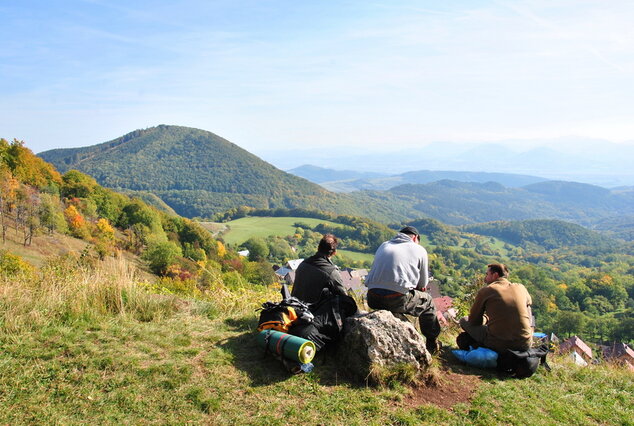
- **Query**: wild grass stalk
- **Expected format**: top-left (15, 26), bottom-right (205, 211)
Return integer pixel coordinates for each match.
top-left (0, 254), bottom-right (181, 332)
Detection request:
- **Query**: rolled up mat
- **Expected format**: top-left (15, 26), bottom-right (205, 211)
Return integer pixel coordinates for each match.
top-left (257, 329), bottom-right (316, 364)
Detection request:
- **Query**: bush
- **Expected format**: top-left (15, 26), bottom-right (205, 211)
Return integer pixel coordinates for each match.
top-left (143, 241), bottom-right (183, 275)
top-left (0, 251), bottom-right (34, 277)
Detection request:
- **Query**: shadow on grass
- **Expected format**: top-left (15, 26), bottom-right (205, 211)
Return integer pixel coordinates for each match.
top-left (219, 318), bottom-right (364, 388)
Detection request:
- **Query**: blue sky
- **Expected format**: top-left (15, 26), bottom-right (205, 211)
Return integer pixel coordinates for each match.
top-left (2, 0), bottom-right (634, 155)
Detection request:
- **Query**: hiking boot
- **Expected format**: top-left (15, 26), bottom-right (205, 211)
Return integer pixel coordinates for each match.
top-left (426, 339), bottom-right (442, 355)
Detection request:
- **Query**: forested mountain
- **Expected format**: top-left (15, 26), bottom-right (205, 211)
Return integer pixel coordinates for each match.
top-left (38, 125), bottom-right (412, 221)
top-left (461, 219), bottom-right (621, 250)
top-left (590, 215), bottom-right (634, 242)
top-left (38, 126), bottom-right (634, 238)
top-left (368, 180), bottom-right (634, 229)
top-left (0, 137), bottom-right (281, 286)
top-left (289, 164), bottom-right (547, 192)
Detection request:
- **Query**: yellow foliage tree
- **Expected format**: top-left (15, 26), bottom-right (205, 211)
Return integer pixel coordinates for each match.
top-left (95, 218), bottom-right (115, 241)
top-left (217, 240), bottom-right (227, 258)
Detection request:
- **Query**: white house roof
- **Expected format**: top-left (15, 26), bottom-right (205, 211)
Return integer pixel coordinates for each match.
top-left (286, 259), bottom-right (304, 270)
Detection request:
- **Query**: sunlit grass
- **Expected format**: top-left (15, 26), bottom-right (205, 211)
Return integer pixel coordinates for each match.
top-left (219, 216), bottom-right (350, 245)
top-left (0, 256), bottom-right (632, 424)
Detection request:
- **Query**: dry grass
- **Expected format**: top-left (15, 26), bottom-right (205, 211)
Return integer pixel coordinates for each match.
top-left (0, 254), bottom-right (181, 331)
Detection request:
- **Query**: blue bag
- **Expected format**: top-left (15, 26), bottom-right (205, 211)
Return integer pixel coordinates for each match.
top-left (452, 346), bottom-right (498, 368)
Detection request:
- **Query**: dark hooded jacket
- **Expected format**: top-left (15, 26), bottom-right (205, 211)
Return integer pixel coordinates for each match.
top-left (290, 253), bottom-right (346, 304)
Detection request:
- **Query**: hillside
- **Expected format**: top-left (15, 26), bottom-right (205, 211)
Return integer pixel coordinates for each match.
top-left (1, 136), bottom-right (283, 290)
top-left (38, 126), bottom-right (634, 231)
top-left (38, 125), bottom-right (412, 222)
top-left (461, 219), bottom-right (622, 251)
top-left (1, 256), bottom-right (633, 424)
top-left (3, 137), bottom-right (634, 422)
top-left (373, 180), bottom-right (634, 230)
top-left (590, 215), bottom-right (634, 242)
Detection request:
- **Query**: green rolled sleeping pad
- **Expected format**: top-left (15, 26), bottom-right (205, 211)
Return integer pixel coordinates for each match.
top-left (257, 329), bottom-right (316, 364)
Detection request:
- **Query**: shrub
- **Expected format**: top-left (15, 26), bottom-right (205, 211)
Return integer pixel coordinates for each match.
top-left (0, 251), bottom-right (34, 277)
top-left (143, 241), bottom-right (183, 275)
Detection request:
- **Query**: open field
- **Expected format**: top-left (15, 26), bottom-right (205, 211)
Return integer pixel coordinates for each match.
top-left (208, 216), bottom-right (351, 246)
top-left (337, 249), bottom-right (374, 263)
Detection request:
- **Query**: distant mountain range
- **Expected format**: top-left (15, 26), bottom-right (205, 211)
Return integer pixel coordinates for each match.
top-left (259, 138), bottom-right (634, 188)
top-left (288, 165), bottom-right (547, 192)
top-left (38, 125), bottom-right (634, 240)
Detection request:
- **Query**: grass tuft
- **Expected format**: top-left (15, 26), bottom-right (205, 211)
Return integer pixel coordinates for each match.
top-left (0, 254), bottom-right (180, 331)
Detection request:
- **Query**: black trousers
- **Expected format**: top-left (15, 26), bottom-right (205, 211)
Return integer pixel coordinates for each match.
top-left (367, 288), bottom-right (441, 342)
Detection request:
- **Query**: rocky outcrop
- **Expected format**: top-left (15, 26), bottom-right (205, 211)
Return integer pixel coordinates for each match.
top-left (337, 310), bottom-right (432, 383)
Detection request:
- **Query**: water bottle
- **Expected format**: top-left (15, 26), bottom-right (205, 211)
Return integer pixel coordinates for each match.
top-left (300, 362), bottom-right (314, 373)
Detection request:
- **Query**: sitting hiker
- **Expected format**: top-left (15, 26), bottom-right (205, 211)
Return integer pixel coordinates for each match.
top-left (289, 234), bottom-right (356, 352)
top-left (458, 263), bottom-right (533, 353)
top-left (365, 226), bottom-right (441, 353)
top-left (291, 234), bottom-right (347, 304)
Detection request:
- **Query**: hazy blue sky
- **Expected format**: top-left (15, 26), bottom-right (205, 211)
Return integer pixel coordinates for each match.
top-left (2, 0), bottom-right (634, 154)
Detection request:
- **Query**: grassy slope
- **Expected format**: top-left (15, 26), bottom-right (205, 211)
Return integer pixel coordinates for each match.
top-left (1, 257), bottom-right (632, 424)
top-left (213, 216), bottom-right (351, 246)
top-left (336, 249), bottom-right (374, 262)
top-left (1, 226), bottom-right (89, 268)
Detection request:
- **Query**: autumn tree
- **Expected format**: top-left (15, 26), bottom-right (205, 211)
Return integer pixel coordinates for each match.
top-left (143, 241), bottom-right (183, 275)
top-left (39, 194), bottom-right (67, 234)
top-left (0, 169), bottom-right (19, 243)
top-left (64, 205), bottom-right (90, 239)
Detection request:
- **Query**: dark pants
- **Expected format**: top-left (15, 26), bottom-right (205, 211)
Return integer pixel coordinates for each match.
top-left (367, 288), bottom-right (441, 343)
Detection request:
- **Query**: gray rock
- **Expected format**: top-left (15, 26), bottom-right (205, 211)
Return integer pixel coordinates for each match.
top-left (337, 310), bottom-right (432, 383)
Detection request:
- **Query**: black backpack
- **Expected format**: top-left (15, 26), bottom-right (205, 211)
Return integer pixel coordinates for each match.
top-left (288, 292), bottom-right (358, 351)
top-left (496, 344), bottom-right (551, 379)
top-left (257, 295), bottom-right (313, 333)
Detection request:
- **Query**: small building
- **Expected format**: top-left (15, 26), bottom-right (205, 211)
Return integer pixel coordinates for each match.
top-left (432, 295), bottom-right (455, 326)
top-left (570, 351), bottom-right (588, 367)
top-left (350, 268), bottom-right (368, 279)
top-left (237, 249), bottom-right (249, 257)
top-left (559, 336), bottom-right (593, 363)
top-left (603, 343), bottom-right (634, 371)
top-left (427, 279), bottom-right (442, 299)
top-left (286, 258), bottom-right (304, 271)
top-left (340, 269), bottom-right (365, 297)
top-left (284, 270), bottom-right (296, 286)
top-left (273, 266), bottom-right (293, 283)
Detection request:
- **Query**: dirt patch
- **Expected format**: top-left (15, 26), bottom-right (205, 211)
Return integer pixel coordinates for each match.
top-left (404, 368), bottom-right (483, 410)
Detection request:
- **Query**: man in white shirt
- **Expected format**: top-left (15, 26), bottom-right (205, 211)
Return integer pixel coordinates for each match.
top-left (365, 226), bottom-right (441, 353)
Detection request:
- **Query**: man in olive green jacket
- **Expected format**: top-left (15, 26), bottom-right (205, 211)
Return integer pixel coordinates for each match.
top-left (459, 263), bottom-right (533, 352)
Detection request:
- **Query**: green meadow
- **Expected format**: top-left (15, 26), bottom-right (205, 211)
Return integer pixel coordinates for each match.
top-left (215, 216), bottom-right (351, 246)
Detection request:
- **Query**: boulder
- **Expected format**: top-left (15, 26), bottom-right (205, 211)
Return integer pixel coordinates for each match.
top-left (337, 310), bottom-right (432, 383)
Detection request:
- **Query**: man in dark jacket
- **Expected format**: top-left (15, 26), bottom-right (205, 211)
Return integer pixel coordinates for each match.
top-left (291, 234), bottom-right (347, 304)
